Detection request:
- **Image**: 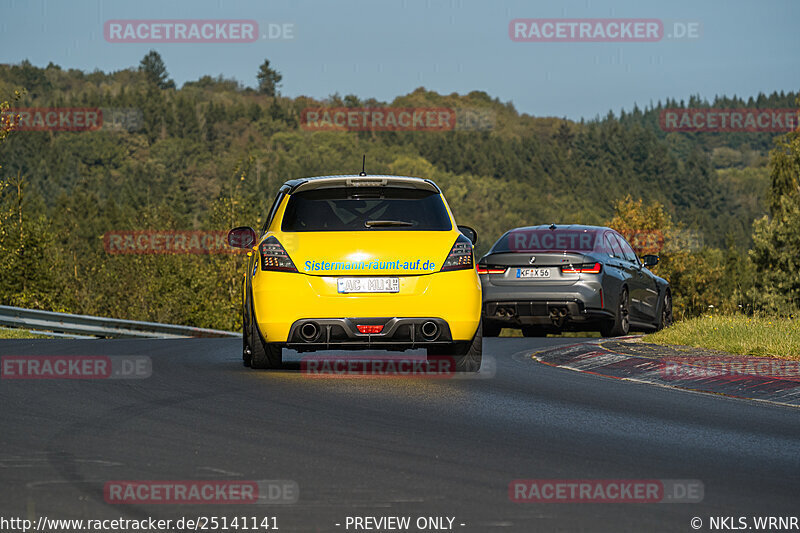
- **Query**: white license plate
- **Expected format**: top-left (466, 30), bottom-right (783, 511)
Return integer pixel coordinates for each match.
top-left (516, 268), bottom-right (551, 279)
top-left (337, 277), bottom-right (400, 293)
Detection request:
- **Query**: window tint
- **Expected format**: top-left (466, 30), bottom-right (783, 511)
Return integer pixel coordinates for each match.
top-left (604, 233), bottom-right (623, 258)
top-left (281, 187), bottom-right (452, 232)
top-left (615, 233), bottom-right (639, 263)
top-left (491, 228), bottom-right (598, 253)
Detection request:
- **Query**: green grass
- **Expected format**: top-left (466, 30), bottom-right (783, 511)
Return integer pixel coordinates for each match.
top-left (0, 327), bottom-right (53, 339)
top-left (645, 314), bottom-right (800, 360)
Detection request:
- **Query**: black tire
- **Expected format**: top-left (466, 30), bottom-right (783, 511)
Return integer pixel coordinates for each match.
top-left (242, 281), bottom-right (252, 367)
top-left (521, 326), bottom-right (548, 337)
top-left (601, 287), bottom-right (630, 337)
top-left (482, 321), bottom-right (502, 337)
top-left (427, 321), bottom-right (482, 373)
top-left (244, 289), bottom-right (282, 370)
top-left (656, 289), bottom-right (673, 331)
top-left (242, 320), bottom-right (252, 367)
top-left (250, 340), bottom-right (283, 370)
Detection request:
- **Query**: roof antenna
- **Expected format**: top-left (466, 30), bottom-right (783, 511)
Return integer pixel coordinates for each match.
top-left (359, 154), bottom-right (367, 176)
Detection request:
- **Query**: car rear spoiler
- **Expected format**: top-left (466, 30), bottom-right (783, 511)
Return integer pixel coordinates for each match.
top-left (289, 175), bottom-right (440, 194)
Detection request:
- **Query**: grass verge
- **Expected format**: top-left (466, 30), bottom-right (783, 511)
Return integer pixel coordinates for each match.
top-left (0, 327), bottom-right (53, 339)
top-left (644, 314), bottom-right (800, 360)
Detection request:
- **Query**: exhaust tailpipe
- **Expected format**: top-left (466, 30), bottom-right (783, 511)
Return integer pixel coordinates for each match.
top-left (549, 307), bottom-right (565, 327)
top-left (420, 321), bottom-right (440, 340)
top-left (300, 322), bottom-right (319, 341)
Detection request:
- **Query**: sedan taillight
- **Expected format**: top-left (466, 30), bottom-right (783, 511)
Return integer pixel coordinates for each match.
top-left (477, 265), bottom-right (507, 275)
top-left (440, 235), bottom-right (474, 271)
top-left (561, 262), bottom-right (602, 274)
top-left (260, 236), bottom-right (297, 272)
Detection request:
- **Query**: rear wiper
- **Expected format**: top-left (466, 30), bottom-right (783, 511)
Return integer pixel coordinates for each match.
top-left (364, 220), bottom-right (413, 228)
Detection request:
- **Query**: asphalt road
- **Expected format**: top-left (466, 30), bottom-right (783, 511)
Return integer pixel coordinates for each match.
top-left (1, 337), bottom-right (799, 532)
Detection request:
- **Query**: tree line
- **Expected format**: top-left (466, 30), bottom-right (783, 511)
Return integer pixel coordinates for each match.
top-left (0, 53), bottom-right (797, 330)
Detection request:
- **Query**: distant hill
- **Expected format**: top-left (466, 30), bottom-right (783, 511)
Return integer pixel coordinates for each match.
top-left (0, 61), bottom-right (792, 254)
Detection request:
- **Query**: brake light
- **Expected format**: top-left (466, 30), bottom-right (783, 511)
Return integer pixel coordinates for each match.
top-left (561, 262), bottom-right (602, 274)
top-left (477, 265), bottom-right (507, 275)
top-left (440, 235), bottom-right (473, 271)
top-left (259, 236), bottom-right (297, 272)
top-left (356, 325), bottom-right (384, 334)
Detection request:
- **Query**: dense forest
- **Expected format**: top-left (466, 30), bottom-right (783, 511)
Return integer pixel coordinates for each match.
top-left (1, 54), bottom-right (798, 331)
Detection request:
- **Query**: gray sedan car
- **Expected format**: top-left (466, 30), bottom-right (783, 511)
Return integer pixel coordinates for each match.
top-left (477, 224), bottom-right (672, 337)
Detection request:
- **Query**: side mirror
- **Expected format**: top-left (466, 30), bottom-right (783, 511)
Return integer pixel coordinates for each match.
top-left (642, 254), bottom-right (659, 268)
top-left (227, 226), bottom-right (257, 249)
top-left (458, 225), bottom-right (478, 246)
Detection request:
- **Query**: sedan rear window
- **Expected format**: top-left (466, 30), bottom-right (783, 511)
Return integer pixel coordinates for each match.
top-left (281, 187), bottom-right (452, 232)
top-left (491, 228), bottom-right (599, 252)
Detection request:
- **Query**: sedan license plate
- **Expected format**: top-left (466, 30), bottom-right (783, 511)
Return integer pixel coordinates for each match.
top-left (337, 277), bottom-right (400, 294)
top-left (516, 268), bottom-right (551, 279)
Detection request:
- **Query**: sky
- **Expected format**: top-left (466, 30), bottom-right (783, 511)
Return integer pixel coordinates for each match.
top-left (1, 0), bottom-right (798, 120)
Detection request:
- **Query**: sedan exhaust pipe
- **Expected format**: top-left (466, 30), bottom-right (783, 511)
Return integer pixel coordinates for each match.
top-left (549, 307), bottom-right (567, 328)
top-left (496, 306), bottom-right (516, 318)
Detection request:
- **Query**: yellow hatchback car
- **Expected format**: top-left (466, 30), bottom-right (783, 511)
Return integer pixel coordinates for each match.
top-left (228, 174), bottom-right (483, 372)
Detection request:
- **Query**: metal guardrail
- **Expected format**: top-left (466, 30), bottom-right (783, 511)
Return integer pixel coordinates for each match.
top-left (0, 305), bottom-right (240, 339)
